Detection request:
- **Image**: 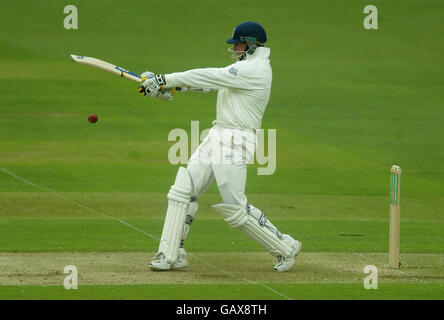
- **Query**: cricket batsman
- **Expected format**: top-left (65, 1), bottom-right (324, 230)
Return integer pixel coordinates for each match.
top-left (138, 21), bottom-right (302, 272)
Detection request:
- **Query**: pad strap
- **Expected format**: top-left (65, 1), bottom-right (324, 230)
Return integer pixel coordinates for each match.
top-left (180, 199), bottom-right (198, 248)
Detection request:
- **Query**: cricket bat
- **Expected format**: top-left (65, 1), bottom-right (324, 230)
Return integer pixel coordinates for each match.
top-left (70, 54), bottom-right (212, 93)
top-left (70, 54), bottom-right (146, 83)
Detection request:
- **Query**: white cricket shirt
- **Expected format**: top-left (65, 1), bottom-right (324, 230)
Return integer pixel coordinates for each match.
top-left (164, 47), bottom-right (272, 129)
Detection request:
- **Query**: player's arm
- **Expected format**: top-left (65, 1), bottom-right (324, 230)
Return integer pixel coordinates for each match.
top-left (164, 66), bottom-right (258, 90)
top-left (138, 65), bottom-right (258, 98)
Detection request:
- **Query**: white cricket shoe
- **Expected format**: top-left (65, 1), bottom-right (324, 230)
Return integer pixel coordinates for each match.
top-left (274, 238), bottom-right (302, 272)
top-left (149, 248), bottom-right (188, 271)
top-left (149, 252), bottom-right (171, 271)
top-left (171, 248), bottom-right (188, 270)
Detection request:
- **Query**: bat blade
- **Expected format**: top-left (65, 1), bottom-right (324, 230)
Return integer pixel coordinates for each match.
top-left (70, 54), bottom-right (143, 82)
top-left (69, 54), bottom-right (214, 93)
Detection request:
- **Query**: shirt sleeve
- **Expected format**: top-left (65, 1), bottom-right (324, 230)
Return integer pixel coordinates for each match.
top-left (164, 64), bottom-right (260, 90)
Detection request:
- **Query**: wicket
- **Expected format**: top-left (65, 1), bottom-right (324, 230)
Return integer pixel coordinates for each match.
top-left (389, 165), bottom-right (402, 268)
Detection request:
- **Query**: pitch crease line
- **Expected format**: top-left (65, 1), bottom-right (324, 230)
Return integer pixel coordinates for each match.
top-left (1, 167), bottom-right (293, 300)
top-left (355, 253), bottom-right (409, 276)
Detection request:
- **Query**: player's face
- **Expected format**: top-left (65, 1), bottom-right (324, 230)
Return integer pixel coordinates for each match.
top-left (233, 42), bottom-right (247, 59)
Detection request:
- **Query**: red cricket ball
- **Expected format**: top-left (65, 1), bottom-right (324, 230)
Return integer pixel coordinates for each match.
top-left (88, 114), bottom-right (98, 123)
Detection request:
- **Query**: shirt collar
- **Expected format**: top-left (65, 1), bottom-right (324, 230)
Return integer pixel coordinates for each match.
top-left (245, 46), bottom-right (270, 60)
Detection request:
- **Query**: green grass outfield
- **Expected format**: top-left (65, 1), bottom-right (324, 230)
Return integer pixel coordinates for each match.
top-left (0, 0), bottom-right (443, 300)
top-left (1, 284), bottom-right (442, 300)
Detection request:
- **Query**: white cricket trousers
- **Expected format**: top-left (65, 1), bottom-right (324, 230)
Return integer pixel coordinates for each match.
top-left (186, 125), bottom-right (256, 208)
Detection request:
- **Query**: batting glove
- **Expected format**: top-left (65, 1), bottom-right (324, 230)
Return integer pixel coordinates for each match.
top-left (141, 71), bottom-right (155, 80)
top-left (156, 87), bottom-right (175, 101)
top-left (139, 72), bottom-right (173, 101)
top-left (138, 74), bottom-right (166, 98)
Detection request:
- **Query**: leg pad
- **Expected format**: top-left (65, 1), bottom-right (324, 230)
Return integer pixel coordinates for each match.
top-left (158, 167), bottom-right (193, 263)
top-left (212, 203), bottom-right (295, 258)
